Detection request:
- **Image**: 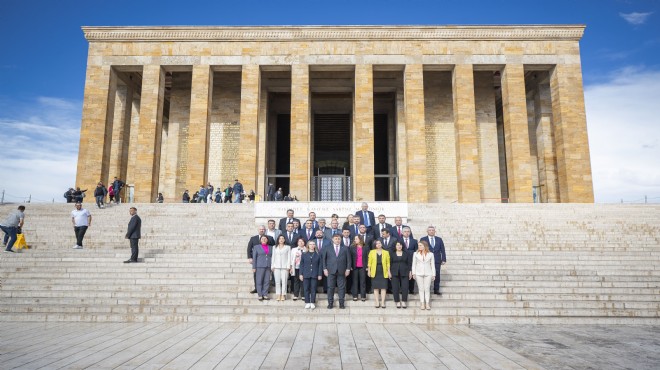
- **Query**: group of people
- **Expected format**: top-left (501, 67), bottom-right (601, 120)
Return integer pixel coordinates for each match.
top-left (64, 177), bottom-right (125, 208)
top-left (1, 202), bottom-right (140, 263)
top-left (181, 179), bottom-right (251, 204)
top-left (265, 183), bottom-right (298, 202)
top-left (247, 203), bottom-right (447, 310)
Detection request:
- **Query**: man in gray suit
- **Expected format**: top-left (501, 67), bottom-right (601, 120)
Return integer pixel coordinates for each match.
top-left (322, 234), bottom-right (352, 309)
top-left (124, 207), bottom-right (141, 263)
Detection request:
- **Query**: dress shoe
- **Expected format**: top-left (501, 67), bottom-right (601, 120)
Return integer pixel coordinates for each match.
top-left (250, 289), bottom-right (257, 294)
top-left (339, 304), bottom-right (345, 309)
top-left (327, 303), bottom-right (333, 309)
top-left (123, 260), bottom-right (133, 263)
top-left (258, 296), bottom-right (264, 301)
top-left (434, 291), bottom-right (442, 296)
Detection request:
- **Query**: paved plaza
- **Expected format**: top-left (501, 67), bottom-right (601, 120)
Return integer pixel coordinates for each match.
top-left (1, 322), bottom-right (657, 369)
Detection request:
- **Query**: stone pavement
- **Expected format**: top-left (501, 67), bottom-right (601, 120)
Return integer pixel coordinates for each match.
top-left (1, 323), bottom-right (658, 369)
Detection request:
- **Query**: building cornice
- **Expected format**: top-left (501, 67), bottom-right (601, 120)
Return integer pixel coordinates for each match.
top-left (82, 25), bottom-right (585, 42)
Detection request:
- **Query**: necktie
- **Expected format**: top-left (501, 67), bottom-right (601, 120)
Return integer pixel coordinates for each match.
top-left (344, 238), bottom-right (349, 246)
top-left (335, 245), bottom-right (339, 256)
top-left (355, 225), bottom-right (358, 234)
top-left (405, 238), bottom-right (409, 249)
top-left (430, 237), bottom-right (435, 249)
top-left (398, 227), bottom-right (401, 237)
top-left (364, 211), bottom-right (369, 227)
top-left (385, 238), bottom-right (388, 247)
top-left (307, 230), bottom-right (311, 239)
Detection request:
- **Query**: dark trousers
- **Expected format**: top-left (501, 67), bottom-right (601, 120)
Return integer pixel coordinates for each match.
top-left (391, 274), bottom-right (410, 302)
top-left (129, 238), bottom-right (139, 262)
top-left (1, 225), bottom-right (18, 251)
top-left (409, 277), bottom-right (416, 294)
top-left (303, 278), bottom-right (318, 304)
top-left (326, 273), bottom-right (346, 304)
top-left (292, 269), bottom-right (303, 297)
top-left (95, 195), bottom-right (104, 208)
top-left (433, 263), bottom-right (442, 293)
top-left (351, 267), bottom-right (367, 299)
top-left (74, 226), bottom-right (88, 247)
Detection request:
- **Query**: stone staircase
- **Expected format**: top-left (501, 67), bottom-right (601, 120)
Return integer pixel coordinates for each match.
top-left (0, 203), bottom-right (658, 324)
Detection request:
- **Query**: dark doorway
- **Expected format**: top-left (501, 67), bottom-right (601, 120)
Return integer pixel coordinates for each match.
top-left (373, 113), bottom-right (389, 201)
top-left (275, 114), bottom-right (291, 195)
top-left (312, 113), bottom-right (351, 200)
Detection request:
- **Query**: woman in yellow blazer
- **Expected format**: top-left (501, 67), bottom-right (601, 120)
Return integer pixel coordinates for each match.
top-left (367, 240), bottom-right (391, 308)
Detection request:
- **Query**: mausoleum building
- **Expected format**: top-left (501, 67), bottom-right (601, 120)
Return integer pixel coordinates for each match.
top-left (76, 25), bottom-right (594, 203)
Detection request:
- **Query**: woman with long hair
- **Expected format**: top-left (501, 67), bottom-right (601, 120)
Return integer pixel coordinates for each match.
top-left (290, 237), bottom-right (307, 301)
top-left (271, 235), bottom-right (292, 301)
top-left (367, 239), bottom-right (391, 308)
top-left (299, 240), bottom-right (322, 309)
top-left (412, 240), bottom-right (436, 310)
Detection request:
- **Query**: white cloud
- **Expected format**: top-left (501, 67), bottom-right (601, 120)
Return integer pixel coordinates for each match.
top-left (0, 97), bottom-right (81, 204)
top-left (619, 12), bottom-right (653, 25)
top-left (585, 67), bottom-right (660, 203)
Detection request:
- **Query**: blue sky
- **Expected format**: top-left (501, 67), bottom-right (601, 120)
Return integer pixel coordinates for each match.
top-left (1, 0), bottom-right (658, 203)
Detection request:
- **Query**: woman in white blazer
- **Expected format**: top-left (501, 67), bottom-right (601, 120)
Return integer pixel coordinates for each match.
top-left (412, 240), bottom-right (436, 310)
top-left (271, 235), bottom-right (292, 301)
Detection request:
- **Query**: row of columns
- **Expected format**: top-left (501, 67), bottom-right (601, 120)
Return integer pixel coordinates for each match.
top-left (77, 62), bottom-right (593, 203)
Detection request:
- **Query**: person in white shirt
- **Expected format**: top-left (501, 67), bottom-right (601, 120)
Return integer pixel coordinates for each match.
top-left (71, 202), bottom-right (92, 249)
top-left (271, 235), bottom-right (292, 301)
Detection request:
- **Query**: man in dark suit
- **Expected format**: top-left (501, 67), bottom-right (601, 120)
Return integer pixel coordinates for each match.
top-left (419, 226), bottom-right (447, 295)
top-left (324, 219), bottom-right (342, 240)
top-left (356, 202), bottom-right (376, 235)
top-left (348, 217), bottom-right (361, 239)
top-left (390, 216), bottom-right (413, 239)
top-left (322, 234), bottom-right (352, 309)
top-left (283, 222), bottom-right (300, 246)
top-left (278, 209), bottom-right (300, 232)
top-left (357, 224), bottom-right (374, 248)
top-left (266, 183), bottom-right (275, 201)
top-left (401, 226), bottom-right (418, 294)
top-left (375, 214), bottom-right (392, 236)
top-left (313, 229), bottom-right (332, 253)
top-left (124, 207), bottom-right (141, 263)
top-left (340, 229), bottom-right (352, 249)
top-left (379, 228), bottom-right (398, 254)
top-left (300, 220), bottom-right (317, 243)
top-left (247, 225), bottom-right (276, 293)
top-left (308, 212), bottom-right (319, 229)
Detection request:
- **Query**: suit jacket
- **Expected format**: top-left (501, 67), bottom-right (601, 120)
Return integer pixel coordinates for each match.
top-left (356, 233), bottom-right (374, 248)
top-left (355, 210), bottom-right (376, 229)
top-left (340, 236), bottom-right (352, 249)
top-left (278, 217), bottom-right (301, 232)
top-left (126, 215), bottom-right (141, 239)
top-left (247, 234), bottom-right (275, 259)
top-left (321, 244), bottom-right (351, 274)
top-left (374, 222), bottom-right (392, 236)
top-left (299, 251), bottom-right (322, 278)
top-left (390, 250), bottom-right (413, 277)
top-left (324, 228), bottom-right (342, 241)
top-left (313, 238), bottom-right (332, 253)
top-left (266, 228), bottom-right (282, 242)
top-left (350, 244), bottom-right (371, 269)
top-left (401, 237), bottom-right (418, 253)
top-left (300, 227), bottom-right (318, 243)
top-left (367, 249), bottom-right (391, 278)
top-left (283, 231), bottom-right (301, 247)
top-left (390, 224), bottom-right (413, 239)
top-left (412, 251), bottom-right (435, 277)
top-left (348, 224), bottom-right (361, 238)
top-left (252, 244), bottom-right (273, 269)
top-left (379, 236), bottom-right (399, 254)
top-left (419, 236), bottom-right (447, 263)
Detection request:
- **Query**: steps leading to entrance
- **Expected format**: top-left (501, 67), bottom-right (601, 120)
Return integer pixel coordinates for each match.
top-left (0, 203), bottom-right (658, 324)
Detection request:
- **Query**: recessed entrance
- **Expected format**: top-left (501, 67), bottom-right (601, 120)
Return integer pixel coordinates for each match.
top-left (312, 113), bottom-right (351, 201)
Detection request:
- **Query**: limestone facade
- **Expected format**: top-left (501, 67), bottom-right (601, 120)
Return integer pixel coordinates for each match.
top-left (77, 25), bottom-right (594, 203)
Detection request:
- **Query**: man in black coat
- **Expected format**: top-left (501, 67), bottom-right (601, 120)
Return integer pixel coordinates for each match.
top-left (419, 226), bottom-right (447, 295)
top-left (322, 234), bottom-right (352, 309)
top-left (355, 202), bottom-right (376, 235)
top-left (247, 225), bottom-right (276, 293)
top-left (278, 209), bottom-right (300, 232)
top-left (124, 207), bottom-right (141, 263)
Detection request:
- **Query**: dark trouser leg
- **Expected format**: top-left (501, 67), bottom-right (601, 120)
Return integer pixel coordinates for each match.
top-left (75, 226), bottom-right (87, 247)
top-left (391, 275), bottom-right (401, 302)
top-left (336, 273), bottom-right (346, 304)
top-left (293, 269), bottom-right (302, 296)
top-left (401, 275), bottom-right (410, 302)
top-left (326, 273), bottom-right (337, 305)
top-left (309, 278), bottom-right (318, 303)
top-left (1, 226), bottom-right (17, 251)
top-left (434, 263), bottom-right (442, 293)
top-left (345, 270), bottom-right (352, 294)
top-left (303, 278), bottom-right (311, 303)
top-left (130, 238), bottom-right (139, 261)
top-left (409, 277), bottom-right (416, 294)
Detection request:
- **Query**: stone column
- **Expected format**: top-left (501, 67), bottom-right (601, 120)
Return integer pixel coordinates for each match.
top-left (500, 64), bottom-right (533, 203)
top-left (395, 88), bottom-right (408, 201)
top-left (353, 64), bottom-right (375, 201)
top-left (404, 64), bottom-right (428, 203)
top-left (133, 65), bottom-right (165, 202)
top-left (290, 64), bottom-right (311, 201)
top-left (162, 73), bottom-right (192, 201)
top-left (452, 64), bottom-right (481, 203)
top-left (76, 65), bottom-right (116, 191)
top-left (186, 65), bottom-right (213, 193)
top-left (535, 82), bottom-right (560, 203)
top-left (108, 83), bottom-right (134, 187)
top-left (256, 84), bottom-right (269, 200)
top-left (550, 63), bottom-right (594, 202)
top-left (237, 64), bottom-right (261, 195)
top-left (474, 71), bottom-right (501, 202)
